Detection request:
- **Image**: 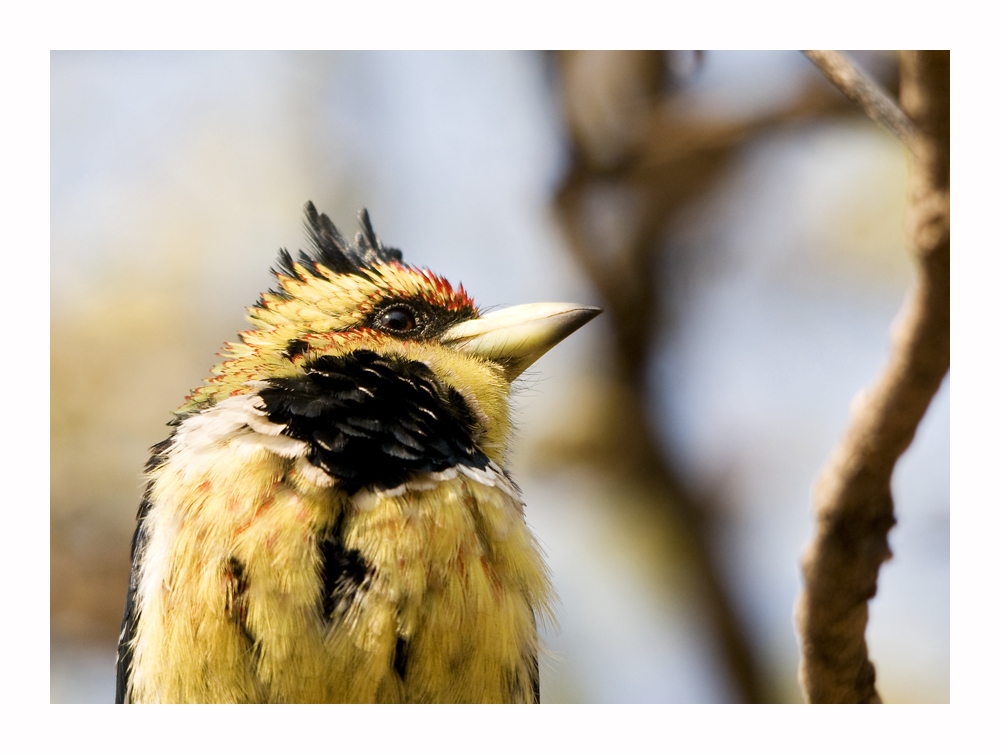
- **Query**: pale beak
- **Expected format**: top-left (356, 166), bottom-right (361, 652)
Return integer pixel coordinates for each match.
top-left (441, 302), bottom-right (602, 381)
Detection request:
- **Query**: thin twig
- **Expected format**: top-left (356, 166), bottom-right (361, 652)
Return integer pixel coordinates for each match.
top-left (796, 51), bottom-right (949, 703)
top-left (804, 50), bottom-right (917, 147)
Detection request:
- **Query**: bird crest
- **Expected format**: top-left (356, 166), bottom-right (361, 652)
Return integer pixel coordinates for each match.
top-left (276, 201), bottom-right (404, 280)
top-left (179, 204), bottom-right (478, 416)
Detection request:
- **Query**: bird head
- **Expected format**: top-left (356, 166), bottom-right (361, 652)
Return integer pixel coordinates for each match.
top-left (178, 202), bottom-right (599, 489)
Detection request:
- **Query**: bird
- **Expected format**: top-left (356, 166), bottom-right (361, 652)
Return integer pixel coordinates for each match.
top-left (114, 202), bottom-right (600, 703)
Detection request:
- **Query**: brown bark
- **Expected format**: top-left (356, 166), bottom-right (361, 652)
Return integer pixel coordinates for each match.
top-left (796, 51), bottom-right (950, 703)
top-left (803, 50), bottom-right (916, 146)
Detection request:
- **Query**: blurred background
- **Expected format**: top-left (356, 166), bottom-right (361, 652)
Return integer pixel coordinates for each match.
top-left (50, 51), bottom-right (948, 703)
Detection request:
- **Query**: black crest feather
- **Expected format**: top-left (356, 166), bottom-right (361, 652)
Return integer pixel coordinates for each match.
top-left (287, 202), bottom-right (403, 278)
top-left (264, 203), bottom-right (409, 307)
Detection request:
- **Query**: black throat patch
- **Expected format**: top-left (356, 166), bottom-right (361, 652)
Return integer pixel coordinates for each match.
top-left (256, 350), bottom-right (491, 495)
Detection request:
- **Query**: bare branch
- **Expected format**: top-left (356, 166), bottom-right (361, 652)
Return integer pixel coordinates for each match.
top-left (804, 50), bottom-right (917, 146)
top-left (796, 51), bottom-right (949, 704)
top-left (551, 51), bottom-right (858, 703)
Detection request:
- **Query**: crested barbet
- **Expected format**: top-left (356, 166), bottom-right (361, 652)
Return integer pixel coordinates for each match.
top-left (115, 203), bottom-right (600, 703)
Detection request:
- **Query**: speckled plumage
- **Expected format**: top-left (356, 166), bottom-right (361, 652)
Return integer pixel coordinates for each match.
top-left (116, 204), bottom-right (597, 703)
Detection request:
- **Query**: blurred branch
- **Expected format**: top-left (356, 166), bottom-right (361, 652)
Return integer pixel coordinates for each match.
top-left (803, 50), bottom-right (916, 146)
top-left (551, 50), bottom-right (861, 703)
top-left (796, 50), bottom-right (949, 704)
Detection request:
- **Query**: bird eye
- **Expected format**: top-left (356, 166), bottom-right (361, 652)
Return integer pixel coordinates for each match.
top-left (376, 306), bottom-right (417, 332)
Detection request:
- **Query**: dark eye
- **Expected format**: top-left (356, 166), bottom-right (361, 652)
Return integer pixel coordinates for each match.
top-left (376, 306), bottom-right (417, 332)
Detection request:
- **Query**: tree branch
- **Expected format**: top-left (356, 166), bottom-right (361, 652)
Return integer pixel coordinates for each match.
top-left (550, 51), bottom-right (859, 702)
top-left (804, 50), bottom-right (917, 147)
top-left (796, 50), bottom-right (949, 704)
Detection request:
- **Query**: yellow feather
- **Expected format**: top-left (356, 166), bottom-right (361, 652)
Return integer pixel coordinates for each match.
top-left (121, 227), bottom-right (594, 703)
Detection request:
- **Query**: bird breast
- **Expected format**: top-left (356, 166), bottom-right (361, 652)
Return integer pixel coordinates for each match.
top-left (127, 385), bottom-right (550, 703)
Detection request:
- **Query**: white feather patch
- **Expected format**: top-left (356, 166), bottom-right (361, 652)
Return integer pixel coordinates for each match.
top-left (455, 462), bottom-right (517, 496)
top-left (131, 495), bottom-right (182, 702)
top-left (230, 431), bottom-right (308, 459)
top-left (167, 393), bottom-right (306, 479)
top-left (294, 457), bottom-right (336, 487)
top-left (244, 394), bottom-right (288, 436)
top-left (350, 462), bottom-right (517, 511)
